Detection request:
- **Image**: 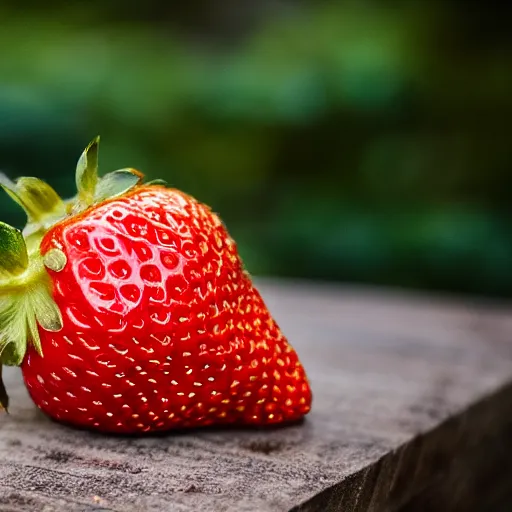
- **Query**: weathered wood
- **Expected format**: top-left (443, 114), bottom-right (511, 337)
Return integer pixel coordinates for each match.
top-left (1, 279), bottom-right (511, 512)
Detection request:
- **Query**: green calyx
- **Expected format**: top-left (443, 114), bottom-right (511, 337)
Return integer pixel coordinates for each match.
top-left (0, 136), bottom-right (151, 411)
top-left (71, 136), bottom-right (144, 214)
top-left (0, 221), bottom-right (62, 410)
top-left (0, 174), bottom-right (67, 253)
top-left (0, 224), bottom-right (64, 353)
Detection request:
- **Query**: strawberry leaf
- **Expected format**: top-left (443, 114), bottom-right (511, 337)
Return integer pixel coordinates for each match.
top-left (0, 304), bottom-right (28, 366)
top-left (0, 224), bottom-right (62, 364)
top-left (31, 284), bottom-right (63, 333)
top-left (15, 177), bottom-right (65, 222)
top-left (0, 222), bottom-right (28, 278)
top-left (0, 340), bottom-right (19, 367)
top-left (146, 179), bottom-right (168, 186)
top-left (0, 174), bottom-right (66, 255)
top-left (0, 279), bottom-right (61, 364)
top-left (76, 136), bottom-right (100, 206)
top-left (95, 168), bottom-right (144, 203)
top-left (0, 173), bottom-right (21, 208)
top-left (0, 174), bottom-right (65, 225)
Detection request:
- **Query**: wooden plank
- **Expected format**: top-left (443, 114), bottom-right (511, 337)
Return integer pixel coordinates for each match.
top-left (1, 278), bottom-right (511, 512)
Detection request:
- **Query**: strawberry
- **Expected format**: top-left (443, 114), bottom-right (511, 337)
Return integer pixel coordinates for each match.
top-left (0, 137), bottom-right (312, 433)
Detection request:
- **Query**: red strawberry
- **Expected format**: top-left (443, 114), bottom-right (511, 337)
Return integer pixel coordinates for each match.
top-left (0, 137), bottom-right (312, 433)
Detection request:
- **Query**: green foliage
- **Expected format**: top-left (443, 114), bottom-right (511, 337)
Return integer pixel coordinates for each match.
top-left (0, 3), bottom-right (511, 296)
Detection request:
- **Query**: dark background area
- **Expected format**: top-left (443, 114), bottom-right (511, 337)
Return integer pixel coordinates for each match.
top-left (1, 1), bottom-right (511, 297)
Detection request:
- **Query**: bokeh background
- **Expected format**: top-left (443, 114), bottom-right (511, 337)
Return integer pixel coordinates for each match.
top-left (1, 1), bottom-right (511, 297)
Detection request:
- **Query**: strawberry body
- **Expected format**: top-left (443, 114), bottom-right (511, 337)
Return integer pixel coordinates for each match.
top-left (21, 186), bottom-right (311, 433)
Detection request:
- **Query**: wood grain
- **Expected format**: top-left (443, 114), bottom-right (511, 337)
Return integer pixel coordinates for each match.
top-left (1, 278), bottom-right (511, 512)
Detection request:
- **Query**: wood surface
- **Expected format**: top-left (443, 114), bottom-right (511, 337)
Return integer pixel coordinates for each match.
top-left (1, 278), bottom-right (512, 512)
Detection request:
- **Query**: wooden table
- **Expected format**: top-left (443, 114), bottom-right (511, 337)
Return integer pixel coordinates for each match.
top-left (1, 279), bottom-right (512, 512)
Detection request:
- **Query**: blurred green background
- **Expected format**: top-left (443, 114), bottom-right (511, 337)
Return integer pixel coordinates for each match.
top-left (1, 1), bottom-right (511, 297)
